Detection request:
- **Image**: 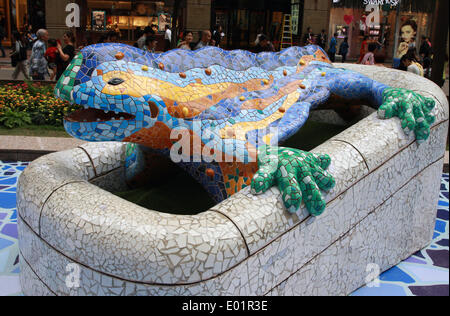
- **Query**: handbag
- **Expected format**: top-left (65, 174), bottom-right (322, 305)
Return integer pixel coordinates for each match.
top-left (19, 42), bottom-right (27, 61)
top-left (11, 53), bottom-right (18, 67)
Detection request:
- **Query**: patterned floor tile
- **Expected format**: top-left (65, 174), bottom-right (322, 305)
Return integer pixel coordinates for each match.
top-left (0, 161), bottom-right (26, 296)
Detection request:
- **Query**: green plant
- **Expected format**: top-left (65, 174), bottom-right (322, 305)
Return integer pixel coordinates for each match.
top-left (0, 82), bottom-right (80, 128)
top-left (23, 80), bottom-right (55, 97)
top-left (0, 110), bottom-right (32, 129)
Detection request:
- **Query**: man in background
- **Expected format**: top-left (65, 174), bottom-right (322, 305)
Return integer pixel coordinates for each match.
top-left (30, 29), bottom-right (49, 81)
top-left (195, 30), bottom-right (212, 50)
top-left (303, 27), bottom-right (314, 45)
top-left (164, 25), bottom-right (172, 51)
top-left (318, 29), bottom-right (327, 50)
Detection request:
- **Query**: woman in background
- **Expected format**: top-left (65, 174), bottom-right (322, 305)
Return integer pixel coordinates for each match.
top-left (178, 31), bottom-right (193, 50)
top-left (55, 31), bottom-right (76, 81)
top-left (360, 43), bottom-right (377, 65)
top-left (357, 36), bottom-right (368, 64)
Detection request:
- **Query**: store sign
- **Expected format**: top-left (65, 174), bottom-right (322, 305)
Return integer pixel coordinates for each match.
top-left (365, 5), bottom-right (380, 28)
top-left (66, 3), bottom-right (80, 28)
top-left (363, 0), bottom-right (399, 5)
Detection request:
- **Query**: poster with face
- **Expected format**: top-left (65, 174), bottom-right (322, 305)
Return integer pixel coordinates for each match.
top-left (396, 18), bottom-right (417, 59)
top-left (158, 14), bottom-right (171, 32)
top-left (92, 11), bottom-right (106, 31)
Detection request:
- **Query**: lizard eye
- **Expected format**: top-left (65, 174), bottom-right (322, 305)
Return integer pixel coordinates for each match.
top-left (108, 78), bottom-right (125, 85)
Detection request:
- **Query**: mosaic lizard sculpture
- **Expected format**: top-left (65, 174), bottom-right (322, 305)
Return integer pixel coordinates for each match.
top-left (55, 44), bottom-right (436, 217)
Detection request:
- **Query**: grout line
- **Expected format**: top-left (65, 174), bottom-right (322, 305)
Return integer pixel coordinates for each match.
top-left (264, 157), bottom-right (445, 295)
top-left (77, 146), bottom-right (98, 178)
top-left (37, 181), bottom-right (87, 236)
top-left (331, 139), bottom-right (371, 172)
top-left (211, 209), bottom-right (251, 257)
top-left (19, 251), bottom-right (59, 296)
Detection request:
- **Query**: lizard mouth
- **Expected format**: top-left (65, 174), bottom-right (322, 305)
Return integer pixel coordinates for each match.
top-left (65, 108), bottom-right (136, 123)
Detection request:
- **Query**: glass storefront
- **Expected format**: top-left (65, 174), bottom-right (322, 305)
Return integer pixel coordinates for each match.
top-left (0, 0), bottom-right (32, 46)
top-left (212, 0), bottom-right (291, 50)
top-left (84, 0), bottom-right (177, 44)
top-left (291, 0), bottom-right (304, 37)
top-left (330, 0), bottom-right (436, 64)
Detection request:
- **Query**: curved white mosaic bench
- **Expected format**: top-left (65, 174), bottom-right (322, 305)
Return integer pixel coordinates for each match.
top-left (17, 65), bottom-right (449, 296)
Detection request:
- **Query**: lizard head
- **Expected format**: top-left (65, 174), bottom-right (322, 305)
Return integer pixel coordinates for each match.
top-left (55, 43), bottom-right (167, 143)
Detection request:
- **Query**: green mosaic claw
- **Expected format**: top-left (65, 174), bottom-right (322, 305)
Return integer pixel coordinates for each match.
top-left (251, 146), bottom-right (335, 217)
top-left (378, 88), bottom-right (436, 144)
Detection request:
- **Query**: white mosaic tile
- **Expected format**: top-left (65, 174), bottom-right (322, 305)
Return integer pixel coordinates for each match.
top-left (213, 140), bottom-right (368, 255)
top-left (267, 160), bottom-right (442, 296)
top-left (38, 181), bottom-right (247, 284)
top-left (17, 148), bottom-right (91, 233)
top-left (17, 65), bottom-right (449, 296)
top-left (78, 142), bottom-right (128, 178)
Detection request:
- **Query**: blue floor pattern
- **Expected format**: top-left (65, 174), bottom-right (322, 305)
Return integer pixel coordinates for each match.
top-left (0, 160), bottom-right (448, 296)
top-left (0, 161), bottom-right (28, 296)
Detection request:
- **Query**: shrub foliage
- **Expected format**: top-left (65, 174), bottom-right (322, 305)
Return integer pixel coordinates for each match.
top-left (0, 81), bottom-right (80, 129)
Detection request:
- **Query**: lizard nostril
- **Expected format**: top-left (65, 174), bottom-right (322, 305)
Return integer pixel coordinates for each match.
top-left (148, 101), bottom-right (159, 119)
top-left (108, 78), bottom-right (125, 85)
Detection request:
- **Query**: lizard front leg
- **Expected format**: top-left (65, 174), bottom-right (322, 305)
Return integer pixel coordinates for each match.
top-left (251, 145), bottom-right (335, 216)
top-left (326, 68), bottom-right (436, 143)
top-left (378, 88), bottom-right (436, 143)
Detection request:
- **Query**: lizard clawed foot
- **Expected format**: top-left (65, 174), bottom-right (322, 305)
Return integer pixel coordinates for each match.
top-left (378, 88), bottom-right (436, 144)
top-left (251, 146), bottom-right (335, 217)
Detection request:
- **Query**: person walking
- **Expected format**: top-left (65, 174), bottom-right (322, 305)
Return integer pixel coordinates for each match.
top-left (164, 25), bottom-right (172, 51)
top-left (29, 29), bottom-right (49, 81)
top-left (55, 31), bottom-right (76, 81)
top-left (0, 16), bottom-right (6, 58)
top-left (339, 37), bottom-right (349, 63)
top-left (328, 33), bottom-right (337, 62)
top-left (318, 29), bottom-right (327, 50)
top-left (11, 31), bottom-right (30, 80)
